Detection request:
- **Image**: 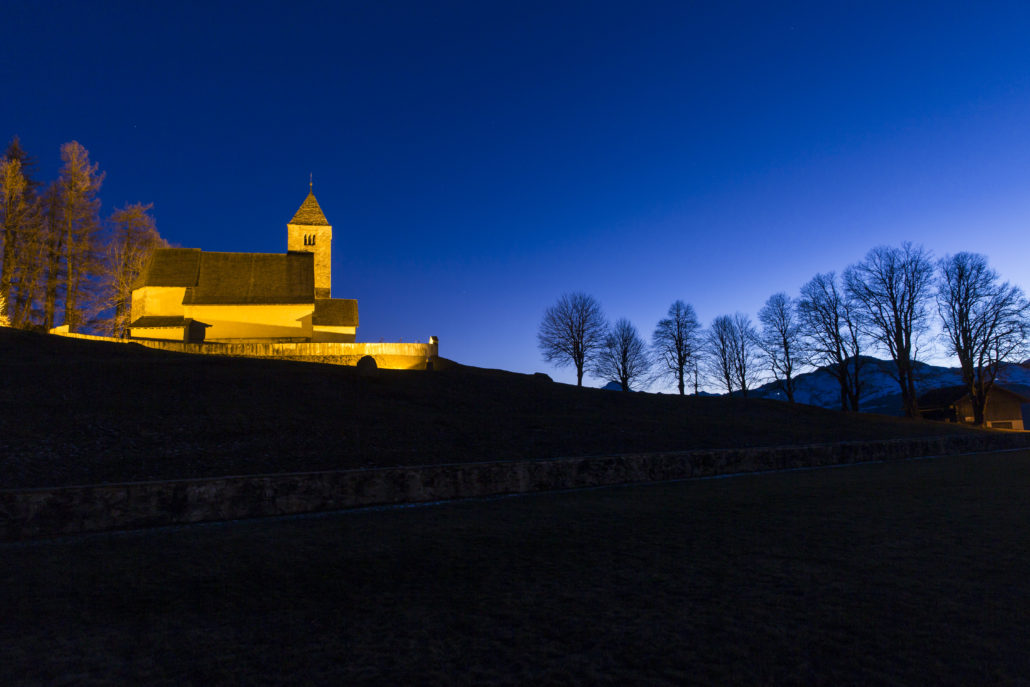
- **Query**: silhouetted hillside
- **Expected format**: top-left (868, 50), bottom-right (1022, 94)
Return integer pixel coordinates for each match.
top-left (0, 328), bottom-right (1002, 489)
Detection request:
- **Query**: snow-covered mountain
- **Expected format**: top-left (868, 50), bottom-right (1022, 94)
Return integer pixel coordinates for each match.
top-left (751, 357), bottom-right (1030, 415)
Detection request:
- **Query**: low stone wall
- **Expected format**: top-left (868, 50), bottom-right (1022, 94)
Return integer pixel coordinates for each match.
top-left (49, 331), bottom-right (439, 370)
top-left (134, 340), bottom-right (439, 370)
top-left (3, 433), bottom-right (1028, 541)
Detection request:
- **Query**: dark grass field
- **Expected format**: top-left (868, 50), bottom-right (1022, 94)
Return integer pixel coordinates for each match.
top-left (3, 450), bottom-right (1029, 685)
top-left (0, 328), bottom-right (999, 489)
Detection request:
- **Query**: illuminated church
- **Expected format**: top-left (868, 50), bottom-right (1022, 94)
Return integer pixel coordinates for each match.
top-left (129, 187), bottom-right (359, 343)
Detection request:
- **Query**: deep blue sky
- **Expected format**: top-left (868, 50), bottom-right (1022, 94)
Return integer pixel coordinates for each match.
top-left (5, 2), bottom-right (1030, 386)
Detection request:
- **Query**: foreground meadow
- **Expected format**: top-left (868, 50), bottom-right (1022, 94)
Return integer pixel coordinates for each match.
top-left (3, 450), bottom-right (1028, 685)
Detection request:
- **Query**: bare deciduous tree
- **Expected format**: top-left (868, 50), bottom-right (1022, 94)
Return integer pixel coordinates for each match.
top-left (730, 312), bottom-right (762, 397)
top-left (706, 313), bottom-right (761, 396)
top-left (98, 203), bottom-right (167, 337)
top-left (937, 252), bottom-right (1030, 425)
top-left (652, 300), bottom-right (702, 395)
top-left (538, 292), bottom-right (608, 386)
top-left (757, 292), bottom-right (804, 403)
top-left (707, 315), bottom-right (736, 394)
top-left (594, 318), bottom-right (651, 391)
top-left (798, 272), bottom-right (864, 411)
top-left (845, 243), bottom-right (934, 418)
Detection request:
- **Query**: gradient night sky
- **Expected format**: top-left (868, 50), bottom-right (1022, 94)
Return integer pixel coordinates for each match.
top-left (5, 2), bottom-right (1030, 387)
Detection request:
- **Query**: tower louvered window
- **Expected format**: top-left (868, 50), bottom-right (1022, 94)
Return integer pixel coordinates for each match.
top-left (304, 234), bottom-right (316, 246)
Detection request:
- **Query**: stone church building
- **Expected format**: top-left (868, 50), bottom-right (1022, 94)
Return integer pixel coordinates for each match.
top-left (129, 188), bottom-right (359, 343)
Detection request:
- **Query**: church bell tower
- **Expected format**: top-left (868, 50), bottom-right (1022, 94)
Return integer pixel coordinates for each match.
top-left (287, 181), bottom-right (332, 299)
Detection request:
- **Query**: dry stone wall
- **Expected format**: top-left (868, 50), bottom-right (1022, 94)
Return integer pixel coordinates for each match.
top-left (3, 433), bottom-right (1028, 540)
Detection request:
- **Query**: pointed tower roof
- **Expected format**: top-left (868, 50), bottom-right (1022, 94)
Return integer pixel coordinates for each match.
top-left (289, 188), bottom-right (330, 226)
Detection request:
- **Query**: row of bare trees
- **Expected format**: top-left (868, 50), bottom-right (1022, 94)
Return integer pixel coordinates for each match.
top-left (537, 293), bottom-right (707, 393)
top-left (0, 137), bottom-right (166, 336)
top-left (754, 243), bottom-right (1028, 423)
top-left (537, 293), bottom-right (649, 391)
top-left (537, 243), bottom-right (1029, 425)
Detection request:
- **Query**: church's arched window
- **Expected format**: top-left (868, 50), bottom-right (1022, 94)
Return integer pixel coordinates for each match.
top-left (304, 234), bottom-right (316, 246)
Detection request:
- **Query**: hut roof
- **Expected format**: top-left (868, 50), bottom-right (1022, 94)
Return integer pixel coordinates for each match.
top-left (918, 384), bottom-right (1030, 409)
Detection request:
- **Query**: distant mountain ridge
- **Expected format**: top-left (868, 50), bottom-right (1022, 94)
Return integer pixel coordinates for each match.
top-left (751, 356), bottom-right (1030, 416)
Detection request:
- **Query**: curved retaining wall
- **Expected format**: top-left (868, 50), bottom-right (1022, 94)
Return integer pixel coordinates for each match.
top-left (144, 341), bottom-right (440, 370)
top-left (49, 332), bottom-right (440, 370)
top-left (3, 433), bottom-right (1028, 541)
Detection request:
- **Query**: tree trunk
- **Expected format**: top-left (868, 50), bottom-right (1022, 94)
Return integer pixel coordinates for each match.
top-left (897, 363), bottom-right (918, 418)
top-left (904, 373), bottom-right (919, 418)
top-left (44, 283), bottom-right (56, 329)
top-left (64, 223), bottom-right (83, 332)
top-left (43, 231), bottom-right (61, 331)
top-left (970, 379), bottom-right (988, 426)
top-left (836, 360), bottom-right (849, 411)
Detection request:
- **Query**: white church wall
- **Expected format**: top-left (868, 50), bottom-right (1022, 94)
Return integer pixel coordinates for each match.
top-left (185, 303), bottom-right (313, 341)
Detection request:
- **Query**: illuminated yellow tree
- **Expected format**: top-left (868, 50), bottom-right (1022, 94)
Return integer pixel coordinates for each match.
top-left (2, 137), bottom-right (46, 328)
top-left (40, 182), bottom-right (65, 330)
top-left (0, 156), bottom-right (30, 323)
top-left (57, 141), bottom-right (104, 332)
top-left (98, 203), bottom-right (167, 337)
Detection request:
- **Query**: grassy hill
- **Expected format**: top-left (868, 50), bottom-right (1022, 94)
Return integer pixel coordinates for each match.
top-left (0, 327), bottom-right (1000, 489)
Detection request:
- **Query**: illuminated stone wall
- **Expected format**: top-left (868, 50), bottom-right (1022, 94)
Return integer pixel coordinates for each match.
top-left (140, 340), bottom-right (440, 369)
top-left (50, 330), bottom-right (439, 370)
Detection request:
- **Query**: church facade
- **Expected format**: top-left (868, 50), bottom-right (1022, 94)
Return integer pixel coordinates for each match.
top-left (129, 189), bottom-right (359, 343)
